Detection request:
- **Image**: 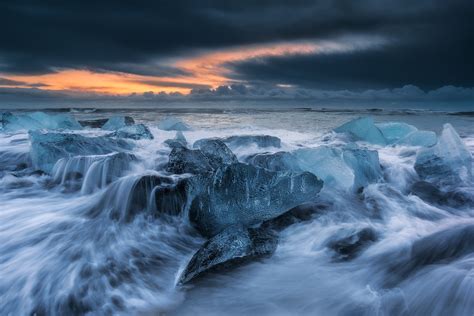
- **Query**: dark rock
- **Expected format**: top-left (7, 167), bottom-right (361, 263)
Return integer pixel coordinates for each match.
top-left (188, 163), bottom-right (324, 237)
top-left (222, 135), bottom-right (281, 148)
top-left (327, 227), bottom-right (378, 261)
top-left (179, 225), bottom-right (278, 284)
top-left (245, 151), bottom-right (301, 172)
top-left (411, 181), bottom-right (474, 207)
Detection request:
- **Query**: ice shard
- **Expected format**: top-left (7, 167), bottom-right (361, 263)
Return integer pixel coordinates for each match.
top-left (334, 117), bottom-right (387, 145)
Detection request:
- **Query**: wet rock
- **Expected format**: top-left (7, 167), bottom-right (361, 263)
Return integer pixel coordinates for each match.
top-left (179, 225), bottom-right (278, 284)
top-left (78, 118), bottom-right (109, 128)
top-left (188, 163), bottom-right (323, 237)
top-left (327, 227), bottom-right (378, 261)
top-left (410, 181), bottom-right (474, 207)
top-left (164, 131), bottom-right (187, 149)
top-left (166, 147), bottom-right (215, 174)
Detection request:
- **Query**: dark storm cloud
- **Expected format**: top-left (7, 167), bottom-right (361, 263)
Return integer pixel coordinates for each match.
top-left (0, 77), bottom-right (48, 87)
top-left (0, 0), bottom-right (472, 90)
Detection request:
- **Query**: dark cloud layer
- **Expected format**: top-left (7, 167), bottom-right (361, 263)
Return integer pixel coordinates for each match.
top-left (0, 0), bottom-right (473, 91)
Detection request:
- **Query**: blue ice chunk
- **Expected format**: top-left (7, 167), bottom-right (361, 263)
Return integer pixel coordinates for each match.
top-left (334, 117), bottom-right (387, 145)
top-left (395, 130), bottom-right (438, 147)
top-left (376, 122), bottom-right (418, 144)
top-left (293, 145), bottom-right (382, 191)
top-left (52, 152), bottom-right (136, 194)
top-left (29, 131), bottom-right (133, 173)
top-left (193, 138), bottom-right (238, 165)
top-left (245, 151), bottom-right (302, 172)
top-left (158, 116), bottom-right (191, 131)
top-left (112, 124), bottom-right (154, 140)
top-left (415, 123), bottom-right (472, 185)
top-left (222, 135), bottom-right (281, 148)
top-left (101, 116), bottom-right (135, 130)
top-left (1, 111), bottom-right (82, 131)
top-left (189, 163), bottom-right (323, 237)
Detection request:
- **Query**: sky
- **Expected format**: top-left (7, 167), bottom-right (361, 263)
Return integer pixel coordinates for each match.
top-left (0, 0), bottom-right (473, 105)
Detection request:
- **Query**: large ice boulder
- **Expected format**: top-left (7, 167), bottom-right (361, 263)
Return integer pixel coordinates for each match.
top-left (110, 124), bottom-right (154, 140)
top-left (395, 130), bottom-right (438, 147)
top-left (193, 138), bottom-right (238, 165)
top-left (414, 124), bottom-right (472, 186)
top-left (376, 122), bottom-right (417, 144)
top-left (245, 151), bottom-right (302, 172)
top-left (334, 117), bottom-right (386, 145)
top-left (1, 111), bottom-right (82, 132)
top-left (188, 162), bottom-right (323, 237)
top-left (29, 131), bottom-right (133, 173)
top-left (167, 140), bottom-right (236, 174)
top-left (52, 152), bottom-right (137, 194)
top-left (101, 116), bottom-right (135, 130)
top-left (293, 145), bottom-right (382, 191)
top-left (158, 116), bottom-right (191, 131)
top-left (179, 225), bottom-right (278, 284)
top-left (222, 135), bottom-right (281, 149)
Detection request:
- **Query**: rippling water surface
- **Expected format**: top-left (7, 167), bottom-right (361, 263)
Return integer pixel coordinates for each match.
top-left (1, 107), bottom-right (473, 315)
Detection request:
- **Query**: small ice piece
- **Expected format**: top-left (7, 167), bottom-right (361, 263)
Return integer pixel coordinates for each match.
top-left (101, 116), bottom-right (135, 130)
top-left (1, 111), bottom-right (82, 131)
top-left (415, 123), bottom-right (472, 185)
top-left (334, 117), bottom-right (387, 145)
top-left (29, 131), bottom-right (133, 173)
top-left (376, 122), bottom-right (418, 144)
top-left (158, 116), bottom-right (191, 131)
top-left (164, 131), bottom-right (188, 148)
top-left (395, 130), bottom-right (438, 147)
top-left (112, 124), bottom-right (154, 140)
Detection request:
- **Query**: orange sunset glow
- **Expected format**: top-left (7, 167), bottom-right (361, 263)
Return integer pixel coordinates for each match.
top-left (0, 40), bottom-right (353, 95)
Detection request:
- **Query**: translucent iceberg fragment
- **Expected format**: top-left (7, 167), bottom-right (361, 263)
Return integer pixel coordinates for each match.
top-left (164, 131), bottom-right (187, 148)
top-left (1, 111), bottom-right (82, 131)
top-left (179, 225), bottom-right (277, 284)
top-left (189, 162), bottom-right (323, 237)
top-left (158, 116), bottom-right (191, 131)
top-left (222, 135), bottom-right (281, 148)
top-left (294, 147), bottom-right (354, 190)
top-left (293, 145), bottom-right (382, 191)
top-left (52, 152), bottom-right (136, 194)
top-left (395, 130), bottom-right (437, 147)
top-left (334, 117), bottom-right (386, 145)
top-left (415, 123), bottom-right (472, 185)
top-left (193, 138), bottom-right (238, 166)
top-left (245, 151), bottom-right (302, 172)
top-left (101, 116), bottom-right (135, 130)
top-left (29, 131), bottom-right (133, 173)
top-left (376, 122), bottom-right (417, 144)
top-left (111, 124), bottom-right (154, 140)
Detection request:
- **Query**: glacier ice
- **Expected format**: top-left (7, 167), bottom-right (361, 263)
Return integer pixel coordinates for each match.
top-left (1, 111), bottom-right (82, 132)
top-left (110, 124), bottom-right (154, 140)
top-left (415, 123), bottom-right (472, 185)
top-left (222, 135), bottom-right (281, 148)
top-left (376, 122), bottom-right (418, 144)
top-left (29, 131), bottom-right (133, 173)
top-left (158, 116), bottom-right (191, 131)
top-left (293, 145), bottom-right (382, 191)
top-left (188, 162), bottom-right (323, 237)
top-left (193, 138), bottom-right (238, 166)
top-left (334, 117), bottom-right (387, 145)
top-left (164, 131), bottom-right (187, 149)
top-left (245, 151), bottom-right (302, 172)
top-left (167, 140), bottom-right (236, 174)
top-left (52, 152), bottom-right (137, 194)
top-left (179, 225), bottom-right (277, 284)
top-left (101, 116), bottom-right (135, 130)
top-left (395, 130), bottom-right (438, 147)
